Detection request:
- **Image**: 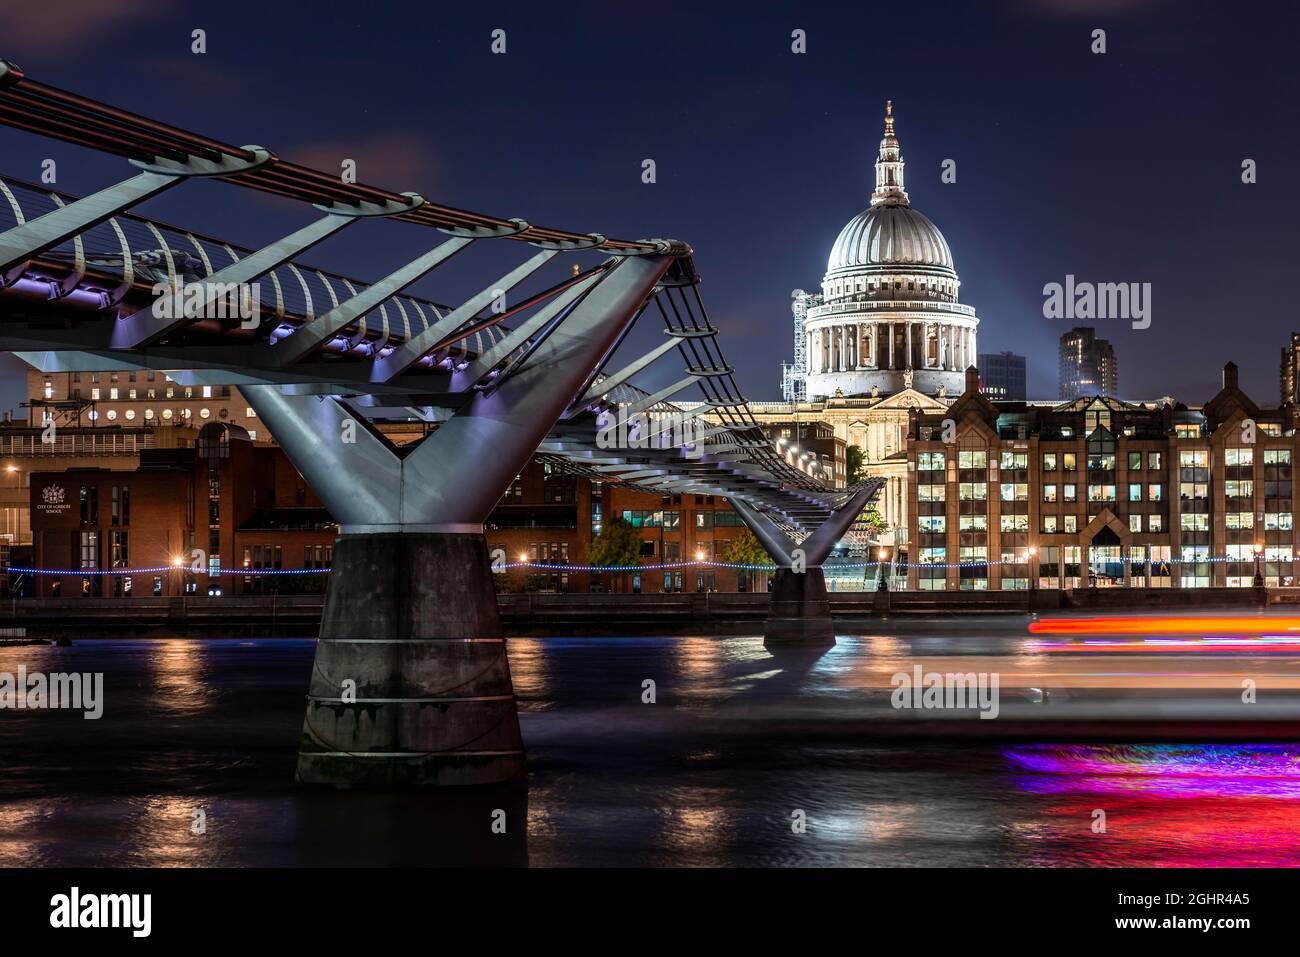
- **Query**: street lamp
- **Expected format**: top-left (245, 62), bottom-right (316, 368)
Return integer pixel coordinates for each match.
top-left (169, 555), bottom-right (185, 598)
top-left (1023, 545), bottom-right (1038, 610)
top-left (1254, 542), bottom-right (1264, 588)
top-left (877, 546), bottom-right (889, 592)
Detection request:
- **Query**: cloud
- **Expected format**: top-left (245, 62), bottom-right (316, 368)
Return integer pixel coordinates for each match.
top-left (130, 53), bottom-right (253, 97)
top-left (2, 0), bottom-right (172, 56)
top-left (1011, 0), bottom-right (1169, 14)
top-left (286, 133), bottom-right (442, 196)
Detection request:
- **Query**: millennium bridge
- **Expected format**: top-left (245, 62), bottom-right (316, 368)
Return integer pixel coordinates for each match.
top-left (0, 59), bottom-right (881, 786)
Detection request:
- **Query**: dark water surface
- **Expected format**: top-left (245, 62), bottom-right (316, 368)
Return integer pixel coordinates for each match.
top-left (1, 630), bottom-right (1299, 867)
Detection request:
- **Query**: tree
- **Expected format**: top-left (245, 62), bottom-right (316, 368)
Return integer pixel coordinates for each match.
top-left (855, 506), bottom-right (889, 587)
top-left (846, 444), bottom-right (866, 485)
top-left (858, 506), bottom-right (887, 536)
top-left (588, 516), bottom-right (643, 592)
top-left (721, 527), bottom-right (775, 592)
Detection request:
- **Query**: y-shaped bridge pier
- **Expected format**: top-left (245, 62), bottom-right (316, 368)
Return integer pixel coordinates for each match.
top-left (243, 254), bottom-right (673, 785)
top-left (730, 485), bottom-right (882, 644)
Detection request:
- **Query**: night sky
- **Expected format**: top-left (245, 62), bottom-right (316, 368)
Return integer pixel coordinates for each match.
top-left (1, 0), bottom-right (1297, 415)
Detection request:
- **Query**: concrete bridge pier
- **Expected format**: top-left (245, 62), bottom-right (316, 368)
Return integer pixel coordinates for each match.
top-left (730, 482), bottom-right (881, 647)
top-left (241, 253), bottom-right (675, 786)
top-left (765, 567), bottom-right (834, 644)
top-left (298, 530), bottom-right (524, 786)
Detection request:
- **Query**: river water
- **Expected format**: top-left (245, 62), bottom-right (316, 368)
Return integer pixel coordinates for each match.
top-left (1, 627), bottom-right (1299, 867)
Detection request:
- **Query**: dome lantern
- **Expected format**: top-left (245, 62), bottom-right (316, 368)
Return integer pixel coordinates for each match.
top-left (872, 99), bottom-right (908, 207)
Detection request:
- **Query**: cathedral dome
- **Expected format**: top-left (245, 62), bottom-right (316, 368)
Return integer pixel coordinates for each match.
top-left (791, 100), bottom-right (980, 404)
top-left (827, 204), bottom-right (954, 275)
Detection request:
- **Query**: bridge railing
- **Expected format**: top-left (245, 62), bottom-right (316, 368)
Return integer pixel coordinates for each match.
top-left (0, 56), bottom-right (857, 514)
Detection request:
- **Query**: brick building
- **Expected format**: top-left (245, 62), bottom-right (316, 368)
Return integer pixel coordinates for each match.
top-left (758, 419), bottom-right (846, 487)
top-left (21, 354), bottom-right (875, 598)
top-left (486, 466), bottom-right (753, 594)
top-left (906, 364), bottom-right (1297, 590)
top-left (28, 423), bottom-right (335, 597)
top-left (0, 419), bottom-right (199, 547)
top-left (28, 368), bottom-right (257, 434)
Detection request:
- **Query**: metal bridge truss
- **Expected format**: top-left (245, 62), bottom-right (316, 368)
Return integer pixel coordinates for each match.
top-left (0, 56), bottom-right (876, 546)
top-left (0, 57), bottom-right (885, 783)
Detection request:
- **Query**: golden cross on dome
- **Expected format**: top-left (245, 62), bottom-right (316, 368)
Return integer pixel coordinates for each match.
top-left (885, 99), bottom-right (894, 135)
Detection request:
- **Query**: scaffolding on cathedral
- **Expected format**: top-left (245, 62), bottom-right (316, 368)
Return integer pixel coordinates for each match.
top-left (781, 290), bottom-right (819, 402)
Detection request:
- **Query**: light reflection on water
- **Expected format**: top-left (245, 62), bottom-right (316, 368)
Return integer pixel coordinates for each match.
top-left (0, 634), bottom-right (1296, 866)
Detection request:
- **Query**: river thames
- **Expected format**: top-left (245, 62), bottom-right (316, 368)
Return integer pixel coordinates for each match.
top-left (1, 624), bottom-right (1299, 867)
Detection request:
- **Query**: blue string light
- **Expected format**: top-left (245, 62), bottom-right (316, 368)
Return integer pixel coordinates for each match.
top-left (6, 565), bottom-right (329, 576)
top-left (501, 554), bottom-right (1275, 572)
top-left (4, 553), bottom-right (1281, 576)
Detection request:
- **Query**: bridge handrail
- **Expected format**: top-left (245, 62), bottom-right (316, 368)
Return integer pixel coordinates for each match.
top-left (0, 60), bottom-right (662, 255)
